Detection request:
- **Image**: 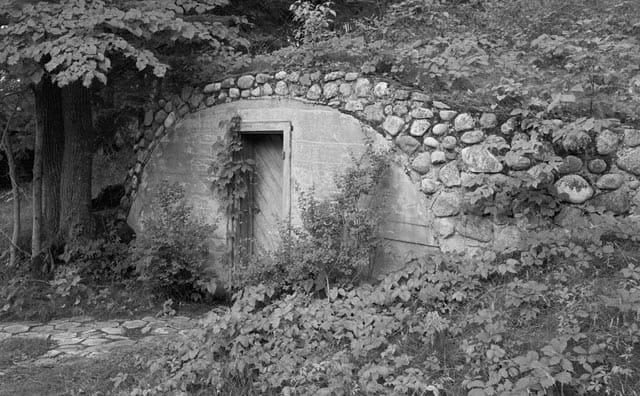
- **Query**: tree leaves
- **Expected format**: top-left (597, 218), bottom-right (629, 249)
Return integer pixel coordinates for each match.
top-left (0, 0), bottom-right (241, 87)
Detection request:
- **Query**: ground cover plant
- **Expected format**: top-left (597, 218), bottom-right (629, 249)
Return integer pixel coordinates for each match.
top-left (130, 213), bottom-right (640, 395)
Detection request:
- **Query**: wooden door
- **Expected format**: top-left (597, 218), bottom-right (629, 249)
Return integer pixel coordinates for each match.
top-left (237, 134), bottom-right (284, 254)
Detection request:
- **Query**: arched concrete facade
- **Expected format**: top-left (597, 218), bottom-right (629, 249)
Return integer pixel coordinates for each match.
top-left (129, 98), bottom-right (437, 282)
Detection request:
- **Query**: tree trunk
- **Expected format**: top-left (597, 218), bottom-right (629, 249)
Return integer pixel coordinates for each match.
top-left (1, 111), bottom-right (20, 266)
top-left (59, 81), bottom-right (95, 241)
top-left (32, 90), bottom-right (44, 259)
top-left (34, 79), bottom-right (65, 245)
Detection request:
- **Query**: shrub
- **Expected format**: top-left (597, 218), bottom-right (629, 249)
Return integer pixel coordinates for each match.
top-left (128, 181), bottom-right (220, 300)
top-left (232, 145), bottom-right (389, 292)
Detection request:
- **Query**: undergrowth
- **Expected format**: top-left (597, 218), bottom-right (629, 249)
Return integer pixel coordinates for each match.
top-left (128, 211), bottom-right (640, 396)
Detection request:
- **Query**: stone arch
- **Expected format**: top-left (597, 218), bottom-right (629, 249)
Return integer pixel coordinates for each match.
top-left (125, 69), bottom-right (640, 282)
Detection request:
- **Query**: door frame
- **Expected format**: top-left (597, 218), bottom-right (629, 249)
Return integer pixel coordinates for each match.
top-left (237, 121), bottom-right (292, 230)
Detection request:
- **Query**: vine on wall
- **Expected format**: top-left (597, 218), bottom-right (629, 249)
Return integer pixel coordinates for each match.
top-left (209, 116), bottom-right (256, 275)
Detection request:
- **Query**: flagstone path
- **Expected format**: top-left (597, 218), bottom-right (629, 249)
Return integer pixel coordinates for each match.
top-left (0, 314), bottom-right (207, 367)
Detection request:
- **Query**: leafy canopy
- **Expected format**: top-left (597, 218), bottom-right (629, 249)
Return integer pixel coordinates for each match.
top-left (0, 0), bottom-right (246, 87)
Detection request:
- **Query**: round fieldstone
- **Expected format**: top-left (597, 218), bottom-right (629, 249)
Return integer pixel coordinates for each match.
top-left (617, 148), bottom-right (640, 175)
top-left (143, 110), bottom-right (153, 126)
top-left (299, 73), bottom-right (312, 86)
top-left (439, 110), bottom-right (457, 121)
top-left (411, 108), bottom-right (434, 119)
top-left (493, 225), bottom-right (523, 252)
top-left (431, 150), bottom-right (447, 164)
top-left (623, 128), bottom-right (640, 147)
top-left (411, 153), bottom-right (431, 174)
top-left (592, 189), bottom-right (631, 214)
top-left (442, 136), bottom-right (456, 150)
top-left (374, 82), bottom-right (389, 97)
top-left (221, 77), bottom-right (235, 88)
top-left (363, 104), bottom-right (384, 123)
top-left (460, 130), bottom-right (485, 144)
top-left (393, 103), bottom-right (409, 116)
top-left (345, 72), bottom-right (358, 81)
top-left (555, 174), bottom-right (594, 203)
top-left (596, 130), bottom-right (619, 155)
top-left (596, 173), bottom-right (624, 190)
top-left (261, 83), bottom-right (273, 96)
top-left (323, 82), bottom-right (339, 98)
top-left (393, 89), bottom-right (410, 100)
top-left (421, 178), bottom-right (440, 194)
top-left (275, 81), bottom-right (288, 95)
top-left (588, 158), bottom-right (607, 173)
top-left (424, 137), bottom-right (439, 148)
top-left (432, 123), bottom-right (449, 136)
top-left (504, 151), bottom-right (531, 170)
top-left (562, 131), bottom-right (591, 153)
top-left (382, 116), bottom-right (405, 136)
top-left (396, 135), bottom-right (421, 154)
top-left (154, 109), bottom-right (167, 124)
top-left (432, 100), bottom-right (450, 109)
top-left (189, 93), bottom-right (203, 108)
top-left (237, 75), bottom-right (255, 89)
top-left (454, 113), bottom-right (475, 132)
top-left (532, 140), bottom-right (555, 161)
top-left (345, 100), bottom-right (364, 112)
top-left (435, 218), bottom-right (456, 237)
top-left (439, 161), bottom-right (461, 187)
top-left (412, 92), bottom-right (431, 102)
top-left (287, 71), bottom-right (300, 82)
top-left (203, 82), bottom-right (221, 94)
top-left (461, 145), bottom-right (503, 173)
top-left (322, 71), bottom-right (343, 82)
top-left (456, 216), bottom-right (493, 242)
top-left (163, 112), bottom-right (176, 128)
top-left (229, 88), bottom-right (240, 98)
top-left (410, 120), bottom-right (431, 136)
top-left (306, 84), bottom-right (322, 100)
top-left (501, 117), bottom-right (517, 134)
top-left (432, 191), bottom-right (461, 217)
top-left (339, 83), bottom-right (352, 96)
top-left (355, 78), bottom-right (372, 97)
top-left (558, 155), bottom-right (584, 174)
top-left (479, 113), bottom-right (498, 129)
top-left (554, 206), bottom-right (586, 228)
top-left (256, 73), bottom-right (272, 83)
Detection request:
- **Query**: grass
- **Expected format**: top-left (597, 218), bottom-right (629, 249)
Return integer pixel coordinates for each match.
top-left (0, 337), bottom-right (54, 369)
top-left (0, 338), bottom-right (167, 396)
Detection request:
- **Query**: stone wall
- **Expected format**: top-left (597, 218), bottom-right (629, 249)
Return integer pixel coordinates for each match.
top-left (125, 69), bottom-right (640, 262)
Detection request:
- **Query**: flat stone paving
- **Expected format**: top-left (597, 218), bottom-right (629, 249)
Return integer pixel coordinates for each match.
top-left (0, 314), bottom-right (204, 365)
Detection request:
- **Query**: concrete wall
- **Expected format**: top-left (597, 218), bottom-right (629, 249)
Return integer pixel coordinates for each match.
top-left (128, 98), bottom-right (432, 280)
